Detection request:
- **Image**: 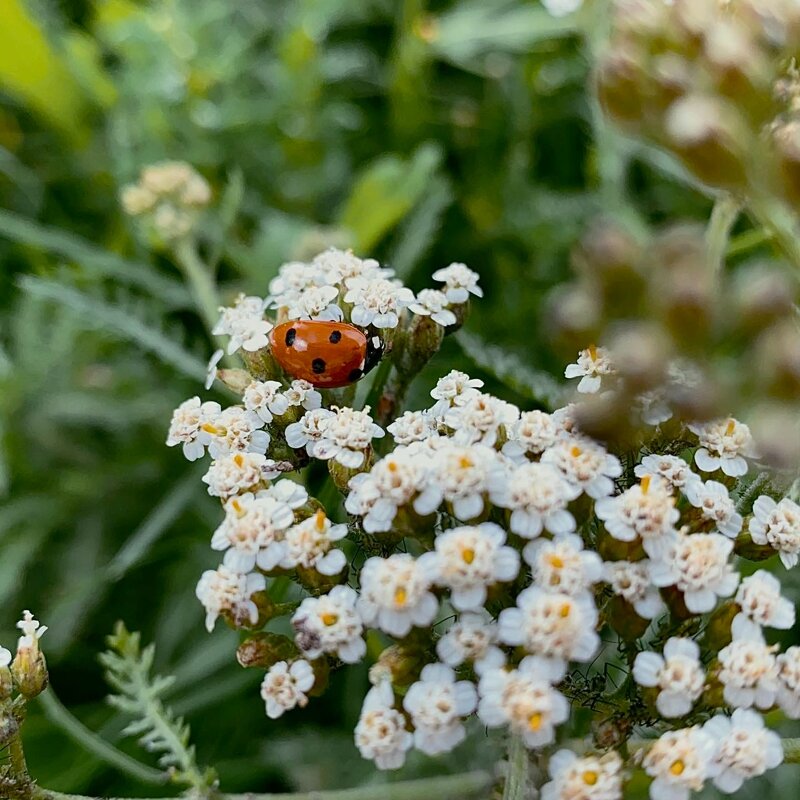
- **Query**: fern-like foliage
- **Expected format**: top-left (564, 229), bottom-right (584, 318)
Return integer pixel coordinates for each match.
top-left (100, 622), bottom-right (218, 795)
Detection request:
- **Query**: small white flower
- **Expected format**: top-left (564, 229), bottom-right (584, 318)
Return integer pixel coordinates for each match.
top-left (564, 345), bottom-right (616, 394)
top-left (312, 406), bottom-right (385, 469)
top-left (542, 0), bottom-right (583, 18)
top-left (211, 493), bottom-right (294, 572)
top-left (541, 749), bottom-right (623, 800)
top-left (261, 479), bottom-right (308, 509)
top-left (650, 532), bottom-right (739, 614)
top-left (355, 680), bottom-right (413, 770)
top-left (603, 560), bottom-right (664, 619)
top-left (595, 476), bottom-right (679, 558)
top-left (444, 392), bottom-right (519, 447)
top-left (202, 452), bottom-right (278, 499)
top-left (344, 276), bottom-right (414, 329)
top-left (16, 611), bottom-right (47, 649)
top-left (212, 294), bottom-right (272, 355)
top-left (718, 624), bottom-right (779, 710)
top-left (286, 285), bottom-right (343, 322)
top-left (291, 586), bottom-right (365, 663)
top-left (403, 663), bottom-right (477, 755)
top-left (243, 380), bottom-right (290, 423)
top-left (436, 611), bottom-right (505, 675)
top-left (489, 461), bottom-right (580, 539)
top-left (633, 638), bottom-right (705, 718)
top-left (685, 480), bottom-right (743, 539)
top-left (477, 657), bottom-right (569, 748)
top-left (524, 533), bottom-right (603, 597)
top-left (431, 262), bottom-right (483, 304)
top-left (387, 410), bottom-right (439, 444)
top-left (409, 289), bottom-right (458, 327)
top-left (636, 387), bottom-right (673, 427)
top-left (776, 646), bottom-right (800, 718)
top-left (733, 570), bottom-right (795, 636)
top-left (260, 660), bottom-right (315, 719)
top-left (749, 494), bottom-right (800, 568)
top-left (283, 379), bottom-right (322, 411)
top-left (635, 454), bottom-right (702, 495)
top-left (498, 587), bottom-right (600, 673)
top-left (312, 248), bottom-right (393, 285)
top-left (267, 260), bottom-right (329, 307)
top-left (501, 410), bottom-right (560, 462)
top-left (703, 709), bottom-right (784, 794)
top-left (358, 553), bottom-right (438, 638)
top-left (689, 417), bottom-right (755, 477)
top-left (204, 406), bottom-right (270, 459)
top-left (429, 370), bottom-right (484, 413)
top-left (195, 565), bottom-right (265, 632)
top-left (541, 436), bottom-right (622, 499)
top-left (0, 647), bottom-right (11, 668)
top-left (426, 523), bottom-right (520, 611)
top-left (284, 408), bottom-right (336, 455)
top-left (204, 348), bottom-right (224, 390)
top-left (642, 727), bottom-right (716, 800)
top-left (166, 397), bottom-right (222, 461)
top-left (280, 510), bottom-right (348, 576)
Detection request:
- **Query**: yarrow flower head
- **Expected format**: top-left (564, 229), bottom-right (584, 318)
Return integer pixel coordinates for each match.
top-left (502, 409), bottom-right (560, 461)
top-left (260, 660), bottom-right (315, 719)
top-left (748, 494), bottom-right (800, 568)
top-left (213, 294), bottom-right (272, 355)
top-left (642, 727), bottom-right (716, 800)
top-left (243, 380), bottom-right (290, 423)
top-left (688, 417), bottom-right (755, 477)
top-left (431, 262), bottom-right (483, 303)
top-left (166, 396), bottom-right (222, 461)
top-left (524, 533), bottom-right (603, 598)
top-left (202, 452), bottom-right (278, 499)
top-left (718, 623), bottom-right (779, 710)
top-left (355, 680), bottom-right (412, 770)
top-left (386, 410), bottom-right (439, 444)
top-left (429, 370), bottom-right (484, 418)
top-left (444, 392), bottom-right (519, 447)
top-left (291, 586), bottom-right (365, 663)
top-left (196, 565), bottom-right (266, 632)
top-left (541, 749), bottom-right (623, 800)
top-left (280, 510), bottom-right (348, 576)
top-left (343, 276), bottom-right (414, 329)
top-left (311, 406), bottom-right (385, 469)
top-left (542, 436), bottom-right (622, 499)
top-left (685, 480), bottom-right (743, 539)
top-left (776, 646), bottom-right (800, 718)
top-left (564, 345), bottom-right (616, 394)
top-left (283, 379), bottom-right (322, 411)
top-left (435, 611), bottom-right (505, 675)
top-left (733, 569), bottom-right (795, 636)
top-left (409, 289), bottom-right (458, 327)
top-left (634, 454), bottom-right (702, 494)
top-left (633, 638), bottom-right (705, 718)
top-left (603, 560), bottom-right (664, 620)
top-left (286, 284), bottom-right (343, 322)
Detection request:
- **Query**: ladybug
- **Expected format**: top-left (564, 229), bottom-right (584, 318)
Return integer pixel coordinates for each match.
top-left (268, 320), bottom-right (385, 388)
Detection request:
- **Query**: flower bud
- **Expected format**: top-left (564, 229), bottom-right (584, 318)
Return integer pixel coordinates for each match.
top-left (215, 368), bottom-right (253, 395)
top-left (733, 264), bottom-right (796, 335)
top-left (11, 612), bottom-right (48, 700)
top-left (607, 596), bottom-right (650, 641)
top-left (704, 600), bottom-right (737, 650)
top-left (295, 564), bottom-right (348, 596)
top-left (369, 643), bottom-right (426, 689)
top-left (241, 347), bottom-right (283, 383)
top-left (608, 323), bottom-right (672, 394)
top-left (237, 632), bottom-right (297, 669)
top-left (398, 314), bottom-right (445, 377)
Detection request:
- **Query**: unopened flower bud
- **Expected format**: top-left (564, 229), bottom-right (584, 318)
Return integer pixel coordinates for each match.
top-left (0, 647), bottom-right (12, 701)
top-left (241, 347), bottom-right (283, 383)
top-left (11, 611), bottom-right (48, 700)
top-left (733, 264), bottom-right (796, 334)
top-left (237, 632), bottom-right (297, 669)
top-left (369, 643), bottom-right (426, 689)
top-left (704, 600), bottom-right (737, 650)
top-left (215, 368), bottom-right (253, 395)
top-left (608, 323), bottom-right (671, 394)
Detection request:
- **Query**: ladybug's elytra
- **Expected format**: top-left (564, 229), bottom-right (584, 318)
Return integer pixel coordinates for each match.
top-left (268, 320), bottom-right (385, 388)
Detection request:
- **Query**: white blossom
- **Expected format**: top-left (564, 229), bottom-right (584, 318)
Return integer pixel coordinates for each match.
top-left (204, 406), bottom-right (270, 459)
top-left (685, 480), bottom-right (743, 539)
top-left (634, 454), bottom-right (702, 495)
top-left (16, 611), bottom-right (47, 650)
top-left (402, 663), bottom-right (477, 755)
top-left (0, 647), bottom-right (11, 668)
top-left (435, 611), bottom-right (505, 675)
top-left (650, 532), bottom-right (739, 614)
top-left (284, 408), bottom-right (336, 455)
top-left (291, 586), bottom-right (365, 663)
top-left (355, 680), bottom-right (413, 770)
top-left (498, 587), bottom-right (600, 672)
top-left (749, 494), bottom-right (800, 568)
top-left (204, 348), bottom-right (224, 390)
top-left (489, 461), bottom-right (580, 539)
top-left (313, 248), bottom-right (393, 285)
top-left (283, 379), bottom-right (323, 411)
top-left (202, 452), bottom-right (278, 498)
top-left (425, 523), bottom-right (520, 610)
top-left (166, 397), bottom-right (222, 461)
top-left (386, 410), bottom-right (439, 444)
top-left (689, 418), bottom-right (755, 477)
top-left (409, 289), bottom-right (457, 327)
top-left (213, 294), bottom-right (272, 355)
top-left (718, 622), bottom-right (779, 710)
top-left (542, 0), bottom-right (584, 18)
top-left (477, 657), bottom-right (569, 748)
top-left (637, 387), bottom-right (673, 427)
top-left (703, 709), bottom-right (784, 794)
top-left (261, 479), bottom-right (308, 509)
top-left (280, 510), bottom-right (347, 576)
top-left (776, 646), bottom-right (800, 718)
top-left (603, 560), bottom-right (664, 619)
top-left (358, 553), bottom-right (438, 638)
top-left (733, 570), bottom-right (795, 636)
top-left (429, 370), bottom-right (484, 419)
top-left (260, 660), bottom-right (315, 719)
top-left (243, 380), bottom-right (290, 423)
top-left (642, 727), bottom-right (716, 800)
top-left (595, 476), bottom-right (679, 558)
top-left (541, 436), bottom-right (622, 499)
top-left (195, 565), bottom-right (265, 631)
top-left (431, 262), bottom-right (483, 304)
top-left (502, 410), bottom-right (560, 462)
top-left (312, 406), bottom-right (385, 469)
top-left (633, 638), bottom-right (705, 718)
top-left (541, 749), bottom-right (623, 800)
top-left (344, 276), bottom-right (414, 329)
top-left (444, 392), bottom-right (519, 447)
top-left (564, 345), bottom-right (616, 394)
top-left (286, 284), bottom-right (343, 322)
top-left (524, 533), bottom-right (603, 598)
top-left (268, 260), bottom-right (329, 307)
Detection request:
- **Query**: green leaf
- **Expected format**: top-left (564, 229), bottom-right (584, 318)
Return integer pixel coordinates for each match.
top-left (456, 331), bottom-right (566, 410)
top-left (338, 143), bottom-right (443, 252)
top-left (18, 275), bottom-right (207, 382)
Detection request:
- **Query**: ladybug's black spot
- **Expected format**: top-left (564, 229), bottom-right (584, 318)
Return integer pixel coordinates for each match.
top-left (312, 358), bottom-right (326, 374)
top-left (348, 368), bottom-right (363, 382)
top-left (328, 330), bottom-right (342, 344)
top-left (285, 328), bottom-right (297, 347)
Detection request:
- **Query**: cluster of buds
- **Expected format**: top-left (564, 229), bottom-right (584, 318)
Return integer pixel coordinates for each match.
top-left (166, 245), bottom-right (799, 798)
top-left (550, 220), bottom-right (800, 466)
top-left (120, 161), bottom-right (212, 244)
top-left (597, 0), bottom-right (800, 199)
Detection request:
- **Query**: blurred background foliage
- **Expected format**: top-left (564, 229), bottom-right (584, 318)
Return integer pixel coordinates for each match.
top-left (0, 0), bottom-right (796, 797)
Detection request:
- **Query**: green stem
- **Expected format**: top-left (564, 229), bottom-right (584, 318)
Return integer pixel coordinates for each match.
top-left (706, 194), bottom-right (741, 276)
top-left (502, 735), bottom-right (529, 800)
top-left (9, 729), bottom-right (30, 780)
top-left (37, 689), bottom-right (165, 785)
top-left (32, 771), bottom-right (493, 800)
top-left (747, 195), bottom-right (800, 273)
top-left (173, 237), bottom-right (223, 340)
top-left (727, 227), bottom-right (773, 258)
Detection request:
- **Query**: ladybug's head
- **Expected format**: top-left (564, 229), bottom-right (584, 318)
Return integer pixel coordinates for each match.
top-left (363, 335), bottom-right (385, 375)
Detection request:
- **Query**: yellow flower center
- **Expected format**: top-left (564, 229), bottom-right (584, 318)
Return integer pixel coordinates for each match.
top-left (387, 461), bottom-right (398, 472)
top-left (640, 475), bottom-right (651, 494)
top-left (588, 344), bottom-right (598, 360)
top-left (314, 509), bottom-right (327, 531)
top-left (201, 422), bottom-right (222, 435)
top-left (570, 445), bottom-right (582, 458)
top-left (233, 454), bottom-right (244, 467)
top-left (582, 771), bottom-right (598, 786)
top-left (462, 548), bottom-right (476, 564)
top-left (559, 603), bottom-right (571, 618)
top-left (528, 712), bottom-right (543, 731)
top-left (321, 612), bottom-right (339, 627)
top-left (394, 587), bottom-right (408, 607)
top-left (670, 760), bottom-right (685, 776)
top-left (459, 456), bottom-right (474, 469)
top-left (548, 555), bottom-right (564, 569)
top-left (725, 419), bottom-right (736, 436)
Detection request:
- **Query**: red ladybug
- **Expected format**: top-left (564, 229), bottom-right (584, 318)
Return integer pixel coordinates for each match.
top-left (268, 320), bottom-right (385, 388)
